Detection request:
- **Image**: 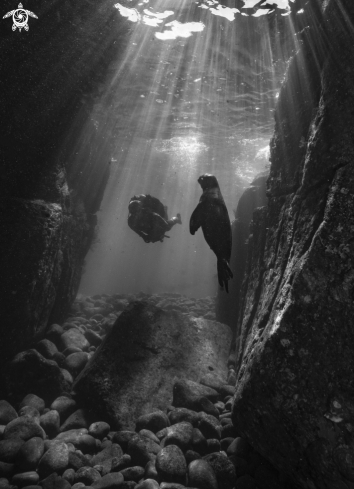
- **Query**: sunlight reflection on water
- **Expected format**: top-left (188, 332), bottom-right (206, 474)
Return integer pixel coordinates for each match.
top-left (77, 0), bottom-right (295, 297)
top-left (114, 0), bottom-right (294, 36)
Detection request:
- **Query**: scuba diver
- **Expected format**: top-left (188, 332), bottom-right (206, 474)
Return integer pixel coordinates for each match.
top-left (128, 194), bottom-right (182, 243)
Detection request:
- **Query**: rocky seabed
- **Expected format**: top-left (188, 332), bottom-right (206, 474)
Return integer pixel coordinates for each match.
top-left (0, 293), bottom-right (292, 489)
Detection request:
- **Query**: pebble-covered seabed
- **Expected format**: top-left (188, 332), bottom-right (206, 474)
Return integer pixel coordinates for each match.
top-left (0, 293), bottom-right (291, 489)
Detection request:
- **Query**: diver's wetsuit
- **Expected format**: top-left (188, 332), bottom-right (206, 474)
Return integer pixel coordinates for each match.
top-left (128, 194), bottom-right (181, 243)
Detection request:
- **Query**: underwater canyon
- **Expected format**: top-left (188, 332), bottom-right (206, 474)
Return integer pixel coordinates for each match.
top-left (1, 1), bottom-right (354, 488)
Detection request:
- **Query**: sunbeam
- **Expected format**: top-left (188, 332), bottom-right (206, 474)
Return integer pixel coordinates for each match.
top-left (67, 0), bottom-right (295, 297)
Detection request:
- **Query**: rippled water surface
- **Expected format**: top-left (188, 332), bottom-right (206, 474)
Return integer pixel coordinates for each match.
top-left (78, 0), bottom-right (295, 297)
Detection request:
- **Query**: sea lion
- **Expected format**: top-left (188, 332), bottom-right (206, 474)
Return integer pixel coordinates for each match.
top-left (190, 174), bottom-right (233, 292)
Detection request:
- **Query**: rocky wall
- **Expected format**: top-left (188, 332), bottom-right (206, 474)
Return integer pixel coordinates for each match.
top-left (232, 0), bottom-right (354, 488)
top-left (0, 0), bottom-right (129, 368)
top-left (215, 173), bottom-right (268, 333)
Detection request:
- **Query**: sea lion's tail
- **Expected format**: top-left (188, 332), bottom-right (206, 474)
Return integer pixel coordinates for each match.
top-left (217, 259), bottom-right (233, 293)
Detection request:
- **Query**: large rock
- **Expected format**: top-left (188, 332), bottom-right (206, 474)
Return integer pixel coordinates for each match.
top-left (74, 301), bottom-right (231, 429)
top-left (0, 0), bottom-right (122, 367)
top-left (0, 199), bottom-right (65, 370)
top-left (231, 2), bottom-right (354, 488)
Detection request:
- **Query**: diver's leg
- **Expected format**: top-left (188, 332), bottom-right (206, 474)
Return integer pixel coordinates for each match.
top-left (150, 213), bottom-right (169, 242)
top-left (166, 213), bottom-right (182, 230)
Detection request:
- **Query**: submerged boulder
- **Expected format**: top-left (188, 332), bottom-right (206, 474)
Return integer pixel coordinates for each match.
top-left (74, 301), bottom-right (231, 429)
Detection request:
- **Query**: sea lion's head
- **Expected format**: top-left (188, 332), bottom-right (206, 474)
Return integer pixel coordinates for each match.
top-left (197, 174), bottom-right (219, 190)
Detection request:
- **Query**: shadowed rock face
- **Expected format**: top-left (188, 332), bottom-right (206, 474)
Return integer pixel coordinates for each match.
top-left (73, 301), bottom-right (232, 430)
top-left (0, 0), bottom-right (122, 368)
top-left (232, 1), bottom-right (354, 488)
top-left (215, 173), bottom-right (268, 331)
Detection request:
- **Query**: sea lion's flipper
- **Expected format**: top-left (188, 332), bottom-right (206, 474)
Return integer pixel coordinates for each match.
top-left (217, 258), bottom-right (233, 293)
top-left (190, 203), bottom-right (203, 235)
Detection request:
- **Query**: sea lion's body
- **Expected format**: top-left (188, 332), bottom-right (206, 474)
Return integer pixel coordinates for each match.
top-left (190, 174), bottom-right (233, 292)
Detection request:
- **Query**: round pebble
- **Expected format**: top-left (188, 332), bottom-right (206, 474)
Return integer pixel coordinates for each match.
top-left (144, 460), bottom-right (158, 481)
top-left (40, 410), bottom-right (60, 438)
top-left (12, 472), bottom-right (39, 488)
top-left (156, 445), bottom-right (187, 484)
top-left (62, 468), bottom-right (75, 484)
top-left (135, 479), bottom-right (159, 489)
top-left (127, 434), bottom-right (161, 466)
top-left (197, 413), bottom-right (221, 440)
top-left (139, 430), bottom-right (160, 444)
top-left (112, 431), bottom-right (136, 451)
top-left (88, 422), bottom-right (110, 440)
top-left (50, 397), bottom-right (77, 423)
top-left (36, 340), bottom-right (58, 360)
top-left (91, 472), bottom-right (124, 489)
top-left (135, 411), bottom-right (170, 433)
top-left (168, 408), bottom-right (199, 427)
top-left (3, 417), bottom-right (45, 441)
top-left (19, 395), bottom-right (45, 414)
top-left (75, 467), bottom-right (101, 485)
top-left (204, 452), bottom-right (236, 489)
top-left (120, 466), bottom-right (145, 482)
top-left (61, 329), bottom-right (90, 352)
top-left (15, 437), bottom-right (44, 471)
top-left (0, 402), bottom-right (17, 426)
top-left (59, 409), bottom-right (89, 433)
top-left (64, 353), bottom-right (89, 375)
top-left (162, 422), bottom-right (194, 451)
top-left (187, 459), bottom-right (218, 489)
top-left (18, 407), bottom-right (40, 422)
top-left (37, 442), bottom-right (69, 477)
top-left (45, 324), bottom-right (64, 346)
top-left (0, 439), bottom-right (25, 463)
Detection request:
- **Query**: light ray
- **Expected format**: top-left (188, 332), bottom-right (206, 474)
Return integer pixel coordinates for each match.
top-left (75, 0), bottom-right (295, 297)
